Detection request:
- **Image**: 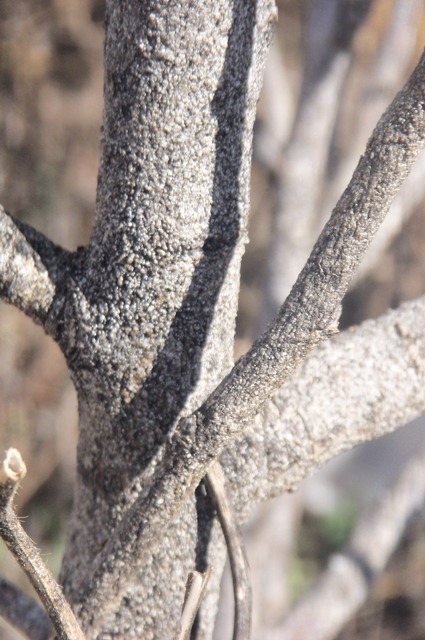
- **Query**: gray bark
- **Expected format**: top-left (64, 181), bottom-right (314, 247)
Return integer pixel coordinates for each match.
top-left (57, 1), bottom-right (276, 637)
top-left (223, 295), bottom-right (425, 512)
top-left (0, 2), bottom-right (425, 639)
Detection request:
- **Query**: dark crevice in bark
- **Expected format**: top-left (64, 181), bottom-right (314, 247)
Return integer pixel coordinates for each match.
top-left (104, 0), bottom-right (258, 480)
top-left (192, 485), bottom-right (217, 637)
top-left (195, 485), bottom-right (216, 574)
top-left (58, 2), bottom-right (270, 635)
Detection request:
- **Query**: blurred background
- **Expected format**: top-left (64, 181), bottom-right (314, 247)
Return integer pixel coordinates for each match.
top-left (1, 0), bottom-right (425, 638)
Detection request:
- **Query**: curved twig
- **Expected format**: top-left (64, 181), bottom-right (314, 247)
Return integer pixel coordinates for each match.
top-left (206, 462), bottom-right (252, 640)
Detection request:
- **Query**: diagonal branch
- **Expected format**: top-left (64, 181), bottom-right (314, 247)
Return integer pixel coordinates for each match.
top-left (0, 205), bottom-right (72, 328)
top-left (0, 576), bottom-right (52, 640)
top-left (196, 49), bottom-right (425, 450)
top-left (76, 50), bottom-right (425, 636)
top-left (223, 294), bottom-right (425, 513)
top-left (0, 449), bottom-right (86, 640)
top-left (275, 450), bottom-right (425, 640)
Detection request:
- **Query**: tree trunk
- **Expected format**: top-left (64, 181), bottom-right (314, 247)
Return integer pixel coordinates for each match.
top-left (56, 1), bottom-right (275, 636)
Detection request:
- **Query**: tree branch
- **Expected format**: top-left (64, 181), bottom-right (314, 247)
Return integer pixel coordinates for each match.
top-left (196, 48), bottom-right (425, 453)
top-left (0, 449), bottom-right (85, 640)
top-left (275, 450), bottom-right (425, 640)
top-left (223, 294), bottom-right (425, 515)
top-left (75, 49), bottom-right (425, 637)
top-left (0, 206), bottom-right (71, 328)
top-left (0, 576), bottom-right (52, 640)
top-left (266, 0), bottom-right (373, 313)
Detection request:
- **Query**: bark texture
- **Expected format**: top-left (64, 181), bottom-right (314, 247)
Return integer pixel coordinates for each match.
top-left (52, 1), bottom-right (276, 637)
top-left (70, 48), bottom-right (425, 639)
top-left (1, 1), bottom-right (425, 639)
top-left (223, 295), bottom-right (425, 513)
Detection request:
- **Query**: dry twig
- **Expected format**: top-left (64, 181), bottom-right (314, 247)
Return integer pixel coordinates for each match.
top-left (177, 568), bottom-right (212, 640)
top-left (206, 462), bottom-right (252, 640)
top-left (0, 448), bottom-right (85, 640)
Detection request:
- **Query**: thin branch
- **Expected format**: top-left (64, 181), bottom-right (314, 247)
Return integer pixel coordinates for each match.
top-left (0, 449), bottom-right (85, 640)
top-left (0, 576), bottom-right (52, 640)
top-left (76, 50), bottom-right (425, 637)
top-left (177, 568), bottom-right (212, 640)
top-left (0, 207), bottom-right (55, 322)
top-left (274, 450), bottom-right (425, 640)
top-left (206, 462), bottom-right (252, 640)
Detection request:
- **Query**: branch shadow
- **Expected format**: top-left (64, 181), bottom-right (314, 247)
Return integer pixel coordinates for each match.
top-left (118, 0), bottom-right (258, 480)
top-left (119, 3), bottom-right (258, 619)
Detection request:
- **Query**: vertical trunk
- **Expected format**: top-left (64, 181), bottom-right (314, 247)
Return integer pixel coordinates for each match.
top-left (55, 1), bottom-right (275, 637)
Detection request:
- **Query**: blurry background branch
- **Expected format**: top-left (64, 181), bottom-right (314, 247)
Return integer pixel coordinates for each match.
top-left (320, 0), bottom-right (425, 283)
top-left (264, 0), bottom-right (373, 316)
top-left (274, 450), bottom-right (425, 640)
top-left (0, 577), bottom-right (51, 640)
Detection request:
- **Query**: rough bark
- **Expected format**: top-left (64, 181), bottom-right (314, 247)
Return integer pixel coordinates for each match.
top-left (1, 2), bottom-right (425, 639)
top-left (70, 49), bottom-right (425, 638)
top-left (52, 1), bottom-right (276, 638)
top-left (223, 295), bottom-right (425, 513)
